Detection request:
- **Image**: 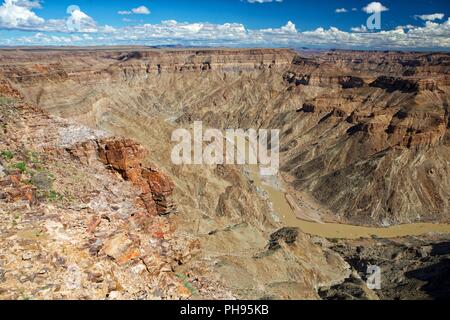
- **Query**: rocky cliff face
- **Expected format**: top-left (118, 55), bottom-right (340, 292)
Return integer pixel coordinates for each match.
top-left (0, 99), bottom-right (224, 299)
top-left (69, 137), bottom-right (176, 216)
top-left (275, 51), bottom-right (450, 225)
top-left (0, 48), bottom-right (293, 84)
top-left (2, 48), bottom-right (450, 226)
top-left (1, 48), bottom-right (352, 299)
top-left (171, 49), bottom-right (450, 226)
top-left (321, 236), bottom-right (450, 300)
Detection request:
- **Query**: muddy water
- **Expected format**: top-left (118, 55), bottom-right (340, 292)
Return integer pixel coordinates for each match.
top-left (250, 166), bottom-right (450, 239)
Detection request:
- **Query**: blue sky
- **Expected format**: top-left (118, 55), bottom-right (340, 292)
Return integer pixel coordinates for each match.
top-left (0, 0), bottom-right (449, 50)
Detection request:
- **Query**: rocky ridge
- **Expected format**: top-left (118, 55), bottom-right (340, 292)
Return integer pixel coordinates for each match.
top-left (0, 89), bottom-right (231, 299)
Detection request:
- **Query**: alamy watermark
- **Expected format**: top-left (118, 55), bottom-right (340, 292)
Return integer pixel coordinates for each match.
top-left (366, 11), bottom-right (382, 30)
top-left (171, 121), bottom-right (280, 176)
top-left (364, 2), bottom-right (388, 30)
top-left (366, 265), bottom-right (381, 290)
top-left (66, 5), bottom-right (82, 31)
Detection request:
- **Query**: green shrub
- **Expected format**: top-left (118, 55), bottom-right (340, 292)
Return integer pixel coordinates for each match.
top-left (47, 190), bottom-right (64, 202)
top-left (26, 151), bottom-right (40, 164)
top-left (175, 273), bottom-right (198, 296)
top-left (14, 162), bottom-right (26, 173)
top-left (0, 96), bottom-right (12, 105)
top-left (0, 150), bottom-right (14, 160)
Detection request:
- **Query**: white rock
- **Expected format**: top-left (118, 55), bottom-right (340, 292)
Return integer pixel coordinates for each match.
top-left (22, 252), bottom-right (33, 261)
top-left (131, 262), bottom-right (148, 275)
top-left (65, 264), bottom-right (82, 290)
top-left (58, 123), bottom-right (108, 148)
top-left (103, 233), bottom-right (132, 260)
top-left (108, 291), bottom-right (122, 300)
top-left (0, 164), bottom-right (5, 179)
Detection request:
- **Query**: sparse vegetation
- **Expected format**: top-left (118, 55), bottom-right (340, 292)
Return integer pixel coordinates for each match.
top-left (25, 150), bottom-right (40, 164)
top-left (28, 169), bottom-right (65, 203)
top-left (47, 190), bottom-right (64, 202)
top-left (14, 162), bottom-right (27, 173)
top-left (0, 96), bottom-right (13, 105)
top-left (175, 273), bottom-right (198, 296)
top-left (0, 150), bottom-right (65, 203)
top-left (1, 150), bottom-right (14, 160)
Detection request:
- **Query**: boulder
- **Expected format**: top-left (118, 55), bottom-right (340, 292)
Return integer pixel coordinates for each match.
top-left (103, 233), bottom-right (132, 261)
top-left (97, 138), bottom-right (148, 182)
top-left (268, 227), bottom-right (299, 251)
top-left (142, 168), bottom-right (174, 198)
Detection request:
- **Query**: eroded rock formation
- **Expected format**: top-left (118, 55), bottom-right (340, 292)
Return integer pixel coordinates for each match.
top-left (69, 137), bottom-right (175, 216)
top-left (0, 52), bottom-right (350, 299)
top-left (1, 47), bottom-right (449, 299)
top-left (3, 48), bottom-right (449, 223)
top-left (0, 92), bottom-right (228, 299)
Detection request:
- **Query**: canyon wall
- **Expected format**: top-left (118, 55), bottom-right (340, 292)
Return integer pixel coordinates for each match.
top-left (1, 48), bottom-right (352, 299)
top-left (1, 48), bottom-right (449, 227)
top-left (1, 47), bottom-right (450, 300)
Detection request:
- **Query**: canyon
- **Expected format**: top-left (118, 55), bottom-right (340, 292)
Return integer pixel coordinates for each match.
top-left (0, 47), bottom-right (449, 299)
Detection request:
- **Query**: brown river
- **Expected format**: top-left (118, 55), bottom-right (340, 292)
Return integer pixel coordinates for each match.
top-left (249, 166), bottom-right (450, 239)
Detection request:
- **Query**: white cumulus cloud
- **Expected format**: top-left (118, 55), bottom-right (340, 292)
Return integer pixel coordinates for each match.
top-left (132, 6), bottom-right (150, 15)
top-left (0, 0), bottom-right (44, 29)
top-left (0, 1), bottom-right (98, 32)
top-left (415, 13), bottom-right (445, 21)
top-left (335, 8), bottom-right (348, 13)
top-left (281, 21), bottom-right (296, 33)
top-left (65, 5), bottom-right (97, 32)
top-left (1, 2), bottom-right (450, 51)
top-left (351, 25), bottom-right (368, 33)
top-left (118, 5), bottom-right (150, 15)
top-left (362, 2), bottom-right (388, 14)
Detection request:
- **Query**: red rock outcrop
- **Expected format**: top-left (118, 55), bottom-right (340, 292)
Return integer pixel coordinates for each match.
top-left (0, 171), bottom-right (36, 204)
top-left (69, 137), bottom-right (175, 216)
top-left (97, 138), bottom-right (148, 182)
top-left (0, 80), bottom-right (22, 99)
